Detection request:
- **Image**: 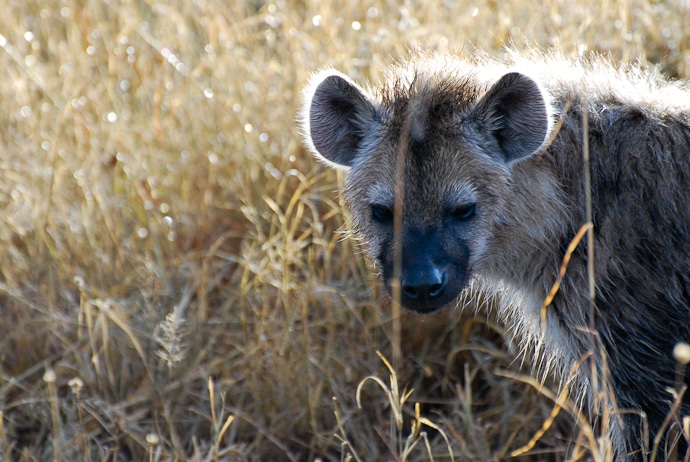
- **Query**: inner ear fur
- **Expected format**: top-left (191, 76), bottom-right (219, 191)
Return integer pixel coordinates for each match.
top-left (302, 71), bottom-right (376, 169)
top-left (473, 72), bottom-right (551, 163)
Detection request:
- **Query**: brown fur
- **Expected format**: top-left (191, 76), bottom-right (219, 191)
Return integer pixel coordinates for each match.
top-left (301, 51), bottom-right (690, 461)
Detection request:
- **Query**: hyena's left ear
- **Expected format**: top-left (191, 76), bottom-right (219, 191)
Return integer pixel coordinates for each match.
top-left (301, 70), bottom-right (377, 170)
top-left (472, 72), bottom-right (552, 163)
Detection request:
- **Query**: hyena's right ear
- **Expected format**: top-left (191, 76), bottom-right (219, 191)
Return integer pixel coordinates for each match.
top-left (472, 72), bottom-right (552, 163)
top-left (301, 70), bottom-right (377, 170)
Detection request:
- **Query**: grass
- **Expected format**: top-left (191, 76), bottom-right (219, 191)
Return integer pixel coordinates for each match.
top-left (0, 0), bottom-right (688, 460)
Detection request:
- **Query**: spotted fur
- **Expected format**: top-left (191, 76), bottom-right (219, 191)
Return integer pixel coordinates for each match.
top-left (301, 51), bottom-right (690, 460)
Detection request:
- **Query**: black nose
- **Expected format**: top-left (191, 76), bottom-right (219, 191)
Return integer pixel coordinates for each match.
top-left (401, 268), bottom-right (447, 301)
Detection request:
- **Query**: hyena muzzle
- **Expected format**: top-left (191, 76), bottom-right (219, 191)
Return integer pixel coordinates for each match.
top-left (300, 52), bottom-right (690, 461)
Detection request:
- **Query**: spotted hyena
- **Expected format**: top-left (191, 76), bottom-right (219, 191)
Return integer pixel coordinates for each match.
top-left (300, 51), bottom-right (690, 460)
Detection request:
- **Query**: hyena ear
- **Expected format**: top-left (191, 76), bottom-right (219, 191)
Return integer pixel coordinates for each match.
top-left (473, 72), bottom-right (551, 163)
top-left (301, 70), bottom-right (377, 169)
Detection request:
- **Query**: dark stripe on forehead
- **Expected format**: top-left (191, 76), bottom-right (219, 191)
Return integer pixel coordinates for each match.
top-left (409, 111), bottom-right (426, 145)
top-left (409, 113), bottom-right (429, 159)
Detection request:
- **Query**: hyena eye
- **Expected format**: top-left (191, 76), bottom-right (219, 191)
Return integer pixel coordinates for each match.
top-left (450, 203), bottom-right (476, 221)
top-left (371, 204), bottom-right (394, 223)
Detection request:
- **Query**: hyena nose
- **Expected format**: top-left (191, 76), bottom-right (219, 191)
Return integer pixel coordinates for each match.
top-left (401, 268), bottom-right (447, 301)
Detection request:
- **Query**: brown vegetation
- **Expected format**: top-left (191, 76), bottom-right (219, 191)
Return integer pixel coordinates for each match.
top-left (1, 0), bottom-right (688, 460)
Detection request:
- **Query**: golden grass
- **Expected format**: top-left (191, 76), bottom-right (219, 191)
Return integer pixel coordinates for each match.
top-left (0, 0), bottom-right (688, 460)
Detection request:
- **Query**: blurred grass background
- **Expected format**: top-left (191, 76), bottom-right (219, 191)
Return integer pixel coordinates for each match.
top-left (0, 0), bottom-right (688, 460)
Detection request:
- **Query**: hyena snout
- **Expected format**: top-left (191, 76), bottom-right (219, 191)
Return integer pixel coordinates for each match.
top-left (393, 259), bottom-right (464, 313)
top-left (388, 234), bottom-right (468, 313)
top-left (400, 264), bottom-right (446, 301)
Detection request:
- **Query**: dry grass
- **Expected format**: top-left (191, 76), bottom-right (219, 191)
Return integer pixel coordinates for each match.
top-left (0, 0), bottom-right (689, 460)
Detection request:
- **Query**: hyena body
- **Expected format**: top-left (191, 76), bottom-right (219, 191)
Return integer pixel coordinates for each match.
top-left (301, 51), bottom-right (690, 460)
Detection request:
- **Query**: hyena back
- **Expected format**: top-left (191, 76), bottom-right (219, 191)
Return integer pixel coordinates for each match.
top-left (301, 52), bottom-right (690, 460)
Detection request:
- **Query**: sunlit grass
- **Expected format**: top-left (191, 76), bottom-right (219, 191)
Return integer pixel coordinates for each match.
top-left (0, 0), bottom-right (688, 460)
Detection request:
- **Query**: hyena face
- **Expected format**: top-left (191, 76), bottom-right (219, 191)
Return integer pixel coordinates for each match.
top-left (302, 64), bottom-right (551, 313)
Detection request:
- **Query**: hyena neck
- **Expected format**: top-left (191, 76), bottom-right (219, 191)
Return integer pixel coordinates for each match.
top-left (480, 157), bottom-right (590, 383)
top-left (489, 157), bottom-right (571, 294)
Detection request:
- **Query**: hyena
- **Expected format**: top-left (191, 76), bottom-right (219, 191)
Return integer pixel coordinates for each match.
top-left (301, 51), bottom-right (690, 461)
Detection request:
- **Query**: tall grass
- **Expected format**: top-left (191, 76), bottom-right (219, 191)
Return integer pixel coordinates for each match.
top-left (0, 0), bottom-right (688, 460)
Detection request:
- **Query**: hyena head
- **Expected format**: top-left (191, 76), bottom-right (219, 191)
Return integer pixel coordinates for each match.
top-left (302, 60), bottom-right (553, 313)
